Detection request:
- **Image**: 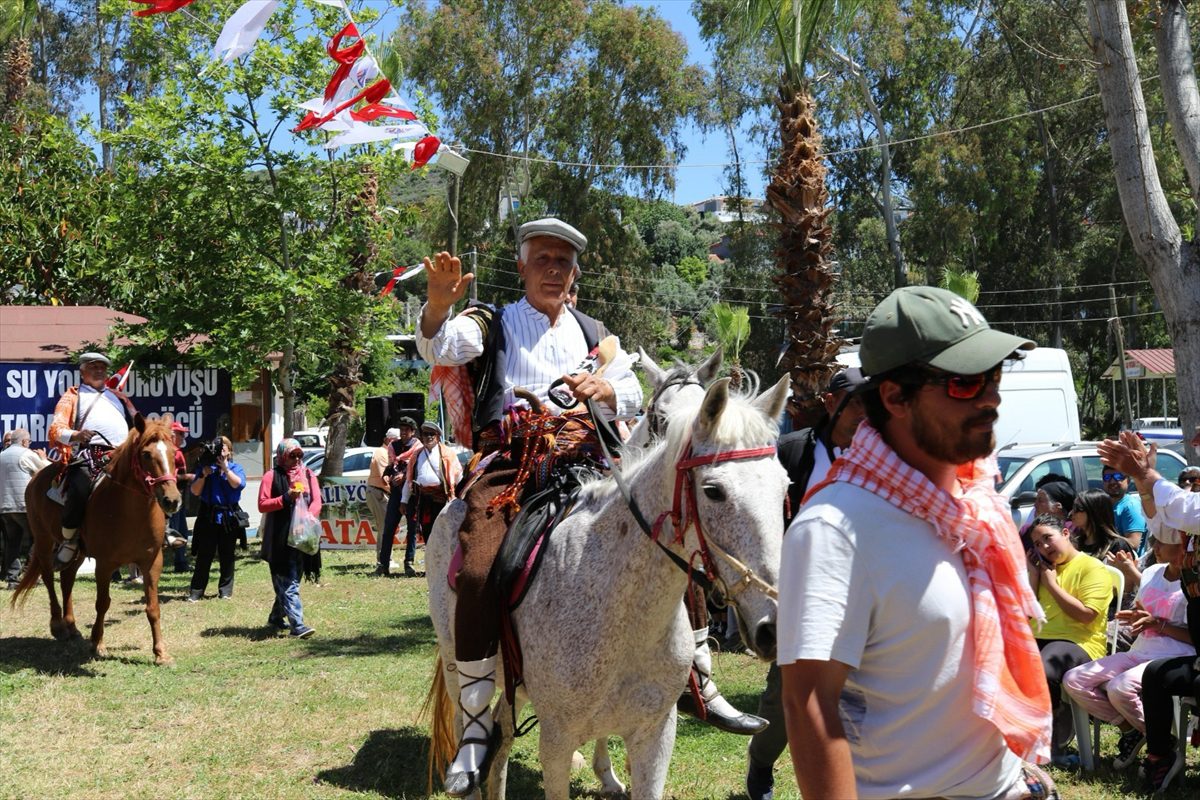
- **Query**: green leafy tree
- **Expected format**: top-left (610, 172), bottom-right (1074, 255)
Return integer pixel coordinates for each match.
top-left (939, 267), bottom-right (980, 304)
top-left (392, 0), bottom-right (705, 355)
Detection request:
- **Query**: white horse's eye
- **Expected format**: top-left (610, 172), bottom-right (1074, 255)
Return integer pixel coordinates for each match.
top-left (702, 484), bottom-right (726, 502)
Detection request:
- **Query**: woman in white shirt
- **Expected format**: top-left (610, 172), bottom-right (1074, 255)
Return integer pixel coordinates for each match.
top-left (1061, 529), bottom-right (1194, 769)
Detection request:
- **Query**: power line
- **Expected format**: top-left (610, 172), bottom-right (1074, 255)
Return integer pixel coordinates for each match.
top-left (471, 251), bottom-right (1153, 305)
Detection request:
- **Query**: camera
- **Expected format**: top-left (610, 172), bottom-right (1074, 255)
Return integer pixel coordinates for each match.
top-left (196, 437), bottom-right (223, 471)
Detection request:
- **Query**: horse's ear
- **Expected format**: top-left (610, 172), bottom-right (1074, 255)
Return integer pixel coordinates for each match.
top-left (638, 347), bottom-right (665, 388)
top-left (752, 374), bottom-right (791, 424)
top-left (695, 346), bottom-right (724, 385)
top-left (134, 414), bottom-right (146, 434)
top-left (695, 377), bottom-right (731, 439)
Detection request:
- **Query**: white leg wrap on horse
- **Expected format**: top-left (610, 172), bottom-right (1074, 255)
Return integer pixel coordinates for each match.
top-left (448, 656), bottom-right (497, 778)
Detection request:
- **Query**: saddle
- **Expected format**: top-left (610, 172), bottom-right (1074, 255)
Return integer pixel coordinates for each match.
top-left (46, 445), bottom-right (112, 506)
top-left (447, 461), bottom-right (602, 710)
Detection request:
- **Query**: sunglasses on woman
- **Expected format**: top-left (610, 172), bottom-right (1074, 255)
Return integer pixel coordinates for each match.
top-left (914, 365), bottom-right (1003, 401)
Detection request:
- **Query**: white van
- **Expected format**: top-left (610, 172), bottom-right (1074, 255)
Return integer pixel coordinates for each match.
top-left (836, 345), bottom-right (1080, 449)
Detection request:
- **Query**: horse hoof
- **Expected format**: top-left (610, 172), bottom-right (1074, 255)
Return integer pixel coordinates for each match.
top-left (50, 625), bottom-right (70, 642)
top-left (155, 654), bottom-right (175, 667)
top-left (92, 645), bottom-right (107, 659)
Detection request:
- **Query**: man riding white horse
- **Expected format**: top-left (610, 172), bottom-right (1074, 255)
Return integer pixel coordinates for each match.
top-left (416, 218), bottom-right (761, 797)
top-left (50, 352), bottom-right (141, 568)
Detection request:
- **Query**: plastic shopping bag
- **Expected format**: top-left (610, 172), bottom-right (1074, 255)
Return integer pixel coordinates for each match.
top-left (288, 501), bottom-right (322, 555)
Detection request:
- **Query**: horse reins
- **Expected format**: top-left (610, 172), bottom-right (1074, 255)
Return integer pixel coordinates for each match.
top-left (645, 372), bottom-right (702, 438)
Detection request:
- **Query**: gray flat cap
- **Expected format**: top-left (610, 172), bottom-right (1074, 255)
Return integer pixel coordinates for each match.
top-left (420, 421), bottom-right (443, 436)
top-left (78, 352), bottom-right (111, 366)
top-left (518, 218), bottom-right (587, 254)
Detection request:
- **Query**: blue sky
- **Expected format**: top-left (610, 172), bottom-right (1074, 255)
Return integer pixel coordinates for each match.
top-left (632, 0), bottom-right (768, 203)
top-left (77, 0), bottom-right (766, 205)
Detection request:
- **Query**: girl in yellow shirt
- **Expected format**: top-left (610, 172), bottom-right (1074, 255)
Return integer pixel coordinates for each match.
top-left (1027, 514), bottom-right (1113, 764)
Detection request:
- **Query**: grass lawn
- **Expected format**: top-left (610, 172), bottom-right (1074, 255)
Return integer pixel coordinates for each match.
top-left (0, 547), bottom-right (1195, 799)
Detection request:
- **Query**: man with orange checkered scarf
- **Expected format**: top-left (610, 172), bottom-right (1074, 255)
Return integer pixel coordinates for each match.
top-left (778, 287), bottom-right (1056, 800)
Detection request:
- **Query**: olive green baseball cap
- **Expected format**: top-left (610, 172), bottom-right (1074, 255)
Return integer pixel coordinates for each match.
top-left (860, 286), bottom-right (1035, 377)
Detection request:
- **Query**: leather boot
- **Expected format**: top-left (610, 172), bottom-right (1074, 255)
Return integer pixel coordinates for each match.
top-left (55, 528), bottom-right (80, 570)
top-left (403, 561), bottom-right (418, 578)
top-left (677, 628), bottom-right (769, 735)
top-left (444, 656), bottom-right (498, 797)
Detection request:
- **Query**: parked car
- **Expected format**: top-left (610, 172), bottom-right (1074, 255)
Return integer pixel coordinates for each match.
top-left (996, 441), bottom-right (1189, 527)
top-left (1132, 417), bottom-right (1184, 444)
top-left (292, 428), bottom-right (328, 461)
top-left (304, 446), bottom-right (376, 478)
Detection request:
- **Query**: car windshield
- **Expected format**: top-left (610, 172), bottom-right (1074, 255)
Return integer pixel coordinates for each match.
top-left (995, 456), bottom-right (1028, 489)
top-left (294, 434), bottom-right (322, 448)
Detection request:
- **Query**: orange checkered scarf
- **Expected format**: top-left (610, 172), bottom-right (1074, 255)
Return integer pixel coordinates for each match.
top-left (805, 423), bottom-right (1052, 763)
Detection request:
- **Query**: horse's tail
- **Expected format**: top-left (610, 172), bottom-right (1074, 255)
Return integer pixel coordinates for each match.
top-left (420, 650), bottom-right (456, 794)
top-left (9, 540), bottom-right (45, 608)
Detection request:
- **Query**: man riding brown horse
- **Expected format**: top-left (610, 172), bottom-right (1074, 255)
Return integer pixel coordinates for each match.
top-left (49, 352), bottom-right (142, 567)
top-left (416, 218), bottom-right (762, 797)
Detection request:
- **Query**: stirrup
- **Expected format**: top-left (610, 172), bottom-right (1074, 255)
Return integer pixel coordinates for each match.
top-left (445, 724), bottom-right (500, 797)
top-left (55, 538), bottom-right (81, 570)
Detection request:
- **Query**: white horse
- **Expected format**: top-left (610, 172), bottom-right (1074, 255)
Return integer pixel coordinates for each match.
top-left (427, 374), bottom-right (790, 800)
top-left (625, 347), bottom-right (723, 448)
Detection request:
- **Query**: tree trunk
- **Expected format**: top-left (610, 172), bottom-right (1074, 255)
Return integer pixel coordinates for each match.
top-left (1086, 0), bottom-right (1200, 463)
top-left (831, 50), bottom-right (906, 289)
top-left (322, 166), bottom-right (381, 478)
top-left (2, 36), bottom-right (31, 125)
top-left (770, 83), bottom-right (841, 428)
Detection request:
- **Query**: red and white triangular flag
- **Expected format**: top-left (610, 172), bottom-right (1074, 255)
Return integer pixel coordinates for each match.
top-left (105, 362), bottom-right (133, 392)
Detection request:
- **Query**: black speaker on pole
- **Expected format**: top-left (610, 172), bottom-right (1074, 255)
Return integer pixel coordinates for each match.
top-left (364, 396), bottom-right (390, 446)
top-left (391, 392), bottom-right (425, 430)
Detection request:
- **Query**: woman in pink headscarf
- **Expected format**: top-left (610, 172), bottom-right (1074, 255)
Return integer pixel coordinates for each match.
top-left (258, 438), bottom-right (322, 638)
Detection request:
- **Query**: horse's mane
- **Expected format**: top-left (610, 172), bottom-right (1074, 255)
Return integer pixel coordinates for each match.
top-left (660, 384), bottom-right (777, 462)
top-left (579, 385), bottom-right (779, 503)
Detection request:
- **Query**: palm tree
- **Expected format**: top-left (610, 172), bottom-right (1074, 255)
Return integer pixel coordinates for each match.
top-left (1, 0), bottom-right (37, 124)
top-left (710, 302), bottom-right (750, 389)
top-left (939, 267), bottom-right (981, 304)
top-left (736, 0), bottom-right (866, 426)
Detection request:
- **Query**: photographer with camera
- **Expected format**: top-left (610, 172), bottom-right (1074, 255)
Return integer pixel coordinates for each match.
top-left (187, 435), bottom-right (246, 602)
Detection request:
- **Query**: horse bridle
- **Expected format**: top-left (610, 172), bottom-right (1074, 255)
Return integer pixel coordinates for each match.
top-left (587, 398), bottom-right (780, 601)
top-left (645, 372), bottom-right (703, 438)
top-left (97, 431), bottom-right (178, 497)
top-left (652, 439), bottom-right (780, 601)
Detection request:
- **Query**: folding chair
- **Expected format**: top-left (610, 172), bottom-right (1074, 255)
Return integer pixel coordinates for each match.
top-left (1070, 563), bottom-right (1124, 771)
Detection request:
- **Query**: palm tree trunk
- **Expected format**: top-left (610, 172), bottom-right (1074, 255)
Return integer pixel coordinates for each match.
top-left (770, 84), bottom-right (840, 428)
top-left (2, 35), bottom-right (31, 125)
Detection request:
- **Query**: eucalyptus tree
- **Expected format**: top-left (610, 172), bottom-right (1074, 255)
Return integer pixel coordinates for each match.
top-left (1086, 0), bottom-right (1200, 461)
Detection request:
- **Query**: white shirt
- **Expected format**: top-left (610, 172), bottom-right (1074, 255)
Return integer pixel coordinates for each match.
top-left (416, 297), bottom-right (641, 420)
top-left (63, 386), bottom-right (129, 448)
top-left (779, 482), bottom-right (1022, 800)
top-left (1130, 563), bottom-right (1194, 659)
top-left (1152, 479), bottom-right (1200, 534)
top-left (400, 448), bottom-right (443, 503)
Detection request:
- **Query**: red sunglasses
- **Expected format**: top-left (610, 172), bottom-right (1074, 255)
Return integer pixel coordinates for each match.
top-left (913, 365), bottom-right (1003, 400)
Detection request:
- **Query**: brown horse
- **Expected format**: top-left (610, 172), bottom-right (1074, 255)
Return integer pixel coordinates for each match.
top-left (11, 416), bottom-right (183, 665)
